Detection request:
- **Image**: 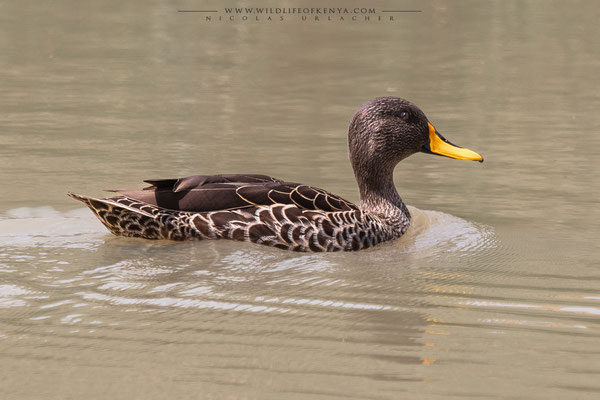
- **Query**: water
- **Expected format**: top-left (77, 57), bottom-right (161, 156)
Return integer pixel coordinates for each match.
top-left (1, 1), bottom-right (599, 399)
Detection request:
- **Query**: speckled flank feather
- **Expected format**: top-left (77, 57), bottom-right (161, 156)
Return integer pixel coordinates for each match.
top-left (68, 192), bottom-right (409, 252)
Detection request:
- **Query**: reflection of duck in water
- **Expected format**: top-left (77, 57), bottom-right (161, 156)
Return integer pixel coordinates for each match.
top-left (69, 97), bottom-right (483, 252)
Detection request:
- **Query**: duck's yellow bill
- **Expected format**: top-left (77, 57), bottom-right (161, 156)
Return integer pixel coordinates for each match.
top-left (422, 123), bottom-right (483, 162)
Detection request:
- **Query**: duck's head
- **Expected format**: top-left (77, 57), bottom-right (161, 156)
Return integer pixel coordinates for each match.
top-left (348, 97), bottom-right (483, 180)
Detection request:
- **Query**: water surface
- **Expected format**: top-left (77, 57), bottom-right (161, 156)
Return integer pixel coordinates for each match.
top-left (1, 1), bottom-right (599, 399)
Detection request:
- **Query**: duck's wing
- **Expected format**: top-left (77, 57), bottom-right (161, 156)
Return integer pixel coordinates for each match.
top-left (111, 174), bottom-right (358, 213)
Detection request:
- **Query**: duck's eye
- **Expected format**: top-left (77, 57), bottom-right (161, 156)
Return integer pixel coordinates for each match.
top-left (400, 111), bottom-right (409, 121)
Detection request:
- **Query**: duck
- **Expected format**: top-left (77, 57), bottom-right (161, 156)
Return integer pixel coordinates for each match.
top-left (68, 97), bottom-right (483, 252)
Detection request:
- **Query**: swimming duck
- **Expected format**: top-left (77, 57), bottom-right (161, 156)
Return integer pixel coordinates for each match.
top-left (69, 97), bottom-right (483, 252)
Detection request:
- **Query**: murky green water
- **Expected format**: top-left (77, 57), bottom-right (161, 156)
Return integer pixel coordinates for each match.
top-left (1, 1), bottom-right (599, 399)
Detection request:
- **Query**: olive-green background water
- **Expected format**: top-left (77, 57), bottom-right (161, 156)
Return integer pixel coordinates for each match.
top-left (1, 1), bottom-right (599, 399)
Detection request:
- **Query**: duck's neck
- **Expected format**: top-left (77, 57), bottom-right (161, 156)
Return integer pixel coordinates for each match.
top-left (354, 164), bottom-right (409, 219)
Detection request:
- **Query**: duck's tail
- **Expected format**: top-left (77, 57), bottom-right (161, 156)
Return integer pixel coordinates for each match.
top-left (68, 192), bottom-right (168, 239)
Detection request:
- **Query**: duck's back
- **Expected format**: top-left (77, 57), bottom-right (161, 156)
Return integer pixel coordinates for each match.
top-left (114, 174), bottom-right (358, 213)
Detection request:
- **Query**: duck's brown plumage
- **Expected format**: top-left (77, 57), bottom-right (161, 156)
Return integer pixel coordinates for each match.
top-left (69, 97), bottom-right (483, 252)
top-left (115, 174), bottom-right (357, 213)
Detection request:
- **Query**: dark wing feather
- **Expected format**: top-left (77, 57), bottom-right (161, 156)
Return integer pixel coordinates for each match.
top-left (143, 174), bottom-right (279, 192)
top-left (112, 174), bottom-right (358, 213)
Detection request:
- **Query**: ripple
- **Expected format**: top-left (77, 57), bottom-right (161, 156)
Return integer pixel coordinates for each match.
top-left (398, 206), bottom-right (497, 256)
top-left (560, 306), bottom-right (600, 316)
top-left (0, 206), bottom-right (106, 249)
top-left (0, 285), bottom-right (30, 308)
top-left (76, 291), bottom-right (292, 314)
